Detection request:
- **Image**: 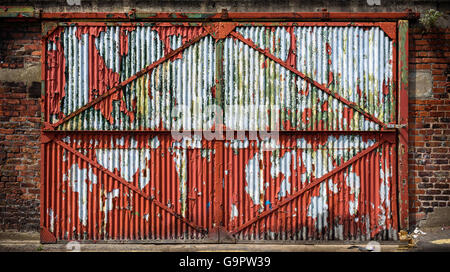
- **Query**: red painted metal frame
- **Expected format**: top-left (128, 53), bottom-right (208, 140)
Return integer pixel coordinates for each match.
top-left (214, 141), bottom-right (224, 229)
top-left (397, 20), bottom-right (409, 230)
top-left (40, 26), bottom-right (52, 242)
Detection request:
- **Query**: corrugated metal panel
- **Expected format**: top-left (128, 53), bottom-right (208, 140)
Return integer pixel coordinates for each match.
top-left (223, 134), bottom-right (397, 240)
top-left (42, 22), bottom-right (400, 242)
top-left (42, 134), bottom-right (214, 240)
top-left (46, 25), bottom-right (215, 131)
top-left (229, 26), bottom-right (395, 131)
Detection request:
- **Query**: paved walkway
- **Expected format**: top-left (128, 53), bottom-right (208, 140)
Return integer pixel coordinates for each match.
top-left (0, 228), bottom-right (448, 252)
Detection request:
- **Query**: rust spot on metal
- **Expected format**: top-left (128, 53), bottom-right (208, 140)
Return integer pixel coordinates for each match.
top-left (40, 227), bottom-right (57, 243)
top-left (210, 85), bottom-right (216, 98)
top-left (328, 71), bottom-right (334, 88)
top-left (285, 26), bottom-right (297, 68)
top-left (203, 22), bottom-right (237, 40)
top-left (378, 22), bottom-right (397, 41)
top-left (152, 25), bottom-right (206, 60)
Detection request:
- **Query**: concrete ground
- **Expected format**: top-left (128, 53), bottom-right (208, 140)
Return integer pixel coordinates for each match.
top-left (409, 227), bottom-right (450, 252)
top-left (0, 228), bottom-right (448, 252)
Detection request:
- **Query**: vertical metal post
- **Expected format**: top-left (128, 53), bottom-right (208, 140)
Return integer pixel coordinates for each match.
top-left (397, 20), bottom-right (409, 230)
top-left (213, 37), bottom-right (225, 239)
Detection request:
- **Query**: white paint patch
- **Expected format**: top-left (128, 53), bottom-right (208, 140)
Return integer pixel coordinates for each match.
top-left (345, 169), bottom-right (361, 216)
top-left (49, 208), bottom-right (55, 233)
top-left (61, 136), bottom-right (71, 143)
top-left (236, 26), bottom-right (290, 61)
top-left (259, 137), bottom-right (280, 151)
top-left (115, 137), bottom-right (125, 147)
top-left (228, 137), bottom-right (250, 152)
top-left (169, 34), bottom-right (183, 51)
top-left (61, 136), bottom-right (82, 145)
top-left (328, 178), bottom-right (339, 193)
top-left (95, 148), bottom-right (152, 189)
top-left (296, 138), bottom-right (312, 149)
top-left (172, 136), bottom-right (202, 149)
top-left (307, 183), bottom-right (328, 232)
top-left (62, 150), bottom-right (68, 162)
top-left (299, 149), bottom-right (314, 184)
top-left (201, 149), bottom-right (213, 162)
top-left (377, 205), bottom-right (386, 227)
top-left (230, 204), bottom-right (239, 221)
top-left (271, 151), bottom-right (296, 199)
top-left (245, 152), bottom-right (265, 206)
top-left (170, 139), bottom-right (192, 217)
top-left (63, 163), bottom-right (98, 226)
top-left (137, 149), bottom-right (151, 189)
top-left (379, 167), bottom-right (391, 213)
top-left (103, 189), bottom-right (120, 224)
top-left (130, 137), bottom-right (138, 148)
top-left (89, 139), bottom-right (99, 145)
top-left (149, 136), bottom-right (160, 149)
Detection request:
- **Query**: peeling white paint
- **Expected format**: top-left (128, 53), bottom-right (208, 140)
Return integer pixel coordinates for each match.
top-left (245, 152), bottom-right (265, 207)
top-left (379, 167), bottom-right (391, 214)
top-left (130, 137), bottom-right (138, 148)
top-left (328, 178), bottom-right (339, 193)
top-left (62, 149), bottom-right (68, 162)
top-left (63, 163), bottom-right (98, 226)
top-left (149, 136), bottom-right (160, 149)
top-left (115, 137), bottom-right (125, 147)
top-left (170, 138), bottom-right (192, 218)
top-left (345, 169), bottom-right (361, 216)
top-left (201, 149), bottom-right (213, 162)
top-left (49, 208), bottom-right (55, 233)
top-left (271, 151), bottom-right (296, 199)
top-left (95, 147), bottom-right (151, 189)
top-left (89, 139), bottom-right (99, 145)
top-left (377, 205), bottom-right (386, 227)
top-left (299, 148), bottom-right (314, 184)
top-left (258, 137), bottom-right (280, 151)
top-left (307, 183), bottom-right (328, 232)
top-left (228, 137), bottom-right (250, 153)
top-left (230, 204), bottom-right (239, 221)
top-left (334, 224), bottom-right (344, 240)
top-left (103, 189), bottom-right (120, 224)
top-left (61, 136), bottom-right (71, 144)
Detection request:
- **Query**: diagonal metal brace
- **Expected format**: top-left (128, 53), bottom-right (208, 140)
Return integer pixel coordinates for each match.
top-left (50, 32), bottom-right (209, 130)
top-left (230, 31), bottom-right (387, 129)
top-left (232, 139), bottom-right (387, 234)
top-left (53, 138), bottom-right (208, 235)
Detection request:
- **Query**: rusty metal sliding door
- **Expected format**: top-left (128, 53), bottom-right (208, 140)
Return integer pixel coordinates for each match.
top-left (220, 23), bottom-right (400, 241)
top-left (41, 24), bottom-right (218, 242)
top-left (41, 21), bottom-right (403, 243)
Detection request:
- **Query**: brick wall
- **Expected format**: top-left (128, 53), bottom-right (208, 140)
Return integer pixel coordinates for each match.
top-left (0, 22), bottom-right (42, 231)
top-left (408, 24), bottom-right (450, 226)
